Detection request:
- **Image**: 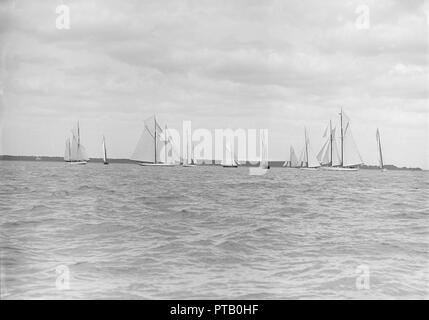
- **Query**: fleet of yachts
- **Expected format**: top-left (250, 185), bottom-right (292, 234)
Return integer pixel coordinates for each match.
top-left (64, 109), bottom-right (387, 171)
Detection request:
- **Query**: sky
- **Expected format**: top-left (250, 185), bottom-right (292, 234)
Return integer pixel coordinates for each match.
top-left (0, 0), bottom-right (428, 168)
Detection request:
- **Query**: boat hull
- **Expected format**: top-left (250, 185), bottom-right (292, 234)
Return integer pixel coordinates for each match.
top-left (182, 164), bottom-right (197, 167)
top-left (320, 166), bottom-right (358, 171)
top-left (222, 165), bottom-right (238, 168)
top-left (139, 163), bottom-right (176, 167)
top-left (299, 167), bottom-right (319, 171)
top-left (69, 161), bottom-right (88, 165)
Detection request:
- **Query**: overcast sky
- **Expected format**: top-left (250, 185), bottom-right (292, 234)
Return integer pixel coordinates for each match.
top-left (0, 0), bottom-right (427, 168)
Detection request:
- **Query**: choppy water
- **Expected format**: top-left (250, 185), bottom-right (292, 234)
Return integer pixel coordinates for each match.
top-left (0, 161), bottom-right (428, 299)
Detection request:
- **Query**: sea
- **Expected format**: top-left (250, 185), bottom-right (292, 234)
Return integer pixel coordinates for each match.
top-left (0, 161), bottom-right (428, 299)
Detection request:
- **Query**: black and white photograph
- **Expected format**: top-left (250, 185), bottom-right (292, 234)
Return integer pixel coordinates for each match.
top-left (0, 0), bottom-right (428, 307)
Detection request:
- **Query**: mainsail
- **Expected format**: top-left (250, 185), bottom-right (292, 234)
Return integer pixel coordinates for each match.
top-left (284, 146), bottom-right (299, 167)
top-left (260, 130), bottom-right (269, 169)
top-left (131, 115), bottom-right (165, 163)
top-left (102, 136), bottom-right (108, 164)
top-left (317, 123), bottom-right (341, 166)
top-left (65, 121), bottom-right (89, 162)
top-left (341, 110), bottom-right (363, 167)
top-left (376, 128), bottom-right (384, 169)
top-left (221, 140), bottom-right (238, 167)
top-left (184, 130), bottom-right (196, 165)
top-left (299, 128), bottom-right (320, 168)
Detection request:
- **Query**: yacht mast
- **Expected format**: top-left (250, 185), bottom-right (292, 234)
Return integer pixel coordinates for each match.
top-left (340, 109), bottom-right (344, 167)
top-left (330, 119), bottom-right (333, 166)
top-left (154, 115), bottom-right (157, 164)
top-left (305, 128), bottom-right (309, 168)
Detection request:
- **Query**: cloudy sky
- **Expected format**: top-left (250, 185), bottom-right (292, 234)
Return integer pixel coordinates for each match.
top-left (0, 0), bottom-right (428, 168)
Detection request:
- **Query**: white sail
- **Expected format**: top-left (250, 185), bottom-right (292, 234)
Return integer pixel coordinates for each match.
top-left (298, 146), bottom-right (306, 167)
top-left (341, 113), bottom-right (363, 167)
top-left (283, 146), bottom-right (295, 167)
top-left (131, 116), bottom-right (164, 163)
top-left (68, 122), bottom-right (89, 162)
top-left (290, 146), bottom-right (299, 167)
top-left (331, 128), bottom-right (341, 166)
top-left (64, 138), bottom-right (71, 161)
top-left (78, 145), bottom-right (89, 161)
top-left (260, 131), bottom-right (269, 168)
top-left (304, 129), bottom-right (320, 168)
top-left (70, 136), bottom-right (79, 161)
top-left (221, 141), bottom-right (237, 166)
top-left (284, 145), bottom-right (299, 167)
top-left (340, 110), bottom-right (363, 167)
top-left (318, 126), bottom-right (341, 167)
top-left (376, 128), bottom-right (384, 169)
top-left (162, 128), bottom-right (179, 165)
top-left (307, 145), bottom-right (320, 168)
top-left (102, 136), bottom-right (108, 163)
top-left (317, 139), bottom-right (330, 165)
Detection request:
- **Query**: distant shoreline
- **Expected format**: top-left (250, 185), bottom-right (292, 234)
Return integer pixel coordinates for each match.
top-left (0, 155), bottom-right (423, 171)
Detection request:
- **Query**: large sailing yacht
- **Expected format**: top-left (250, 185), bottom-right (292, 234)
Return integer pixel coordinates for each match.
top-left (131, 115), bottom-right (177, 166)
top-left (318, 109), bottom-right (363, 171)
top-left (64, 121), bottom-right (89, 165)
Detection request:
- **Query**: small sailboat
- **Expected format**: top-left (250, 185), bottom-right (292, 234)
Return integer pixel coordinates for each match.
top-left (131, 115), bottom-right (176, 166)
top-left (182, 129), bottom-right (196, 167)
top-left (298, 128), bottom-right (320, 170)
top-left (319, 109), bottom-right (363, 171)
top-left (64, 121), bottom-right (89, 165)
top-left (102, 135), bottom-right (108, 165)
top-left (221, 139), bottom-right (238, 168)
top-left (249, 130), bottom-right (270, 175)
top-left (376, 128), bottom-right (387, 172)
top-left (283, 146), bottom-right (299, 168)
top-left (259, 130), bottom-right (270, 170)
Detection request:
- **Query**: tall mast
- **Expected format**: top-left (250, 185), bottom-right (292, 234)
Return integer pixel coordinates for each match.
top-left (290, 146), bottom-right (292, 167)
top-left (103, 135), bottom-right (107, 161)
top-left (330, 119), bottom-right (333, 166)
top-left (164, 125), bottom-right (167, 164)
top-left (191, 136), bottom-right (194, 164)
top-left (377, 129), bottom-right (384, 169)
top-left (305, 128), bottom-right (309, 168)
top-left (154, 115), bottom-right (157, 164)
top-left (186, 132), bottom-right (189, 165)
top-left (77, 121), bottom-right (80, 147)
top-left (340, 108), bottom-right (343, 167)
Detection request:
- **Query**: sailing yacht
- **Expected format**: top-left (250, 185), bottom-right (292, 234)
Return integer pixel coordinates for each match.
top-left (64, 121), bottom-right (89, 165)
top-left (376, 128), bottom-right (387, 172)
top-left (283, 146), bottom-right (299, 168)
top-left (221, 140), bottom-right (238, 168)
top-left (319, 109), bottom-right (363, 171)
top-left (259, 130), bottom-right (270, 170)
top-left (182, 130), bottom-right (196, 167)
top-left (298, 128), bottom-right (320, 170)
top-left (317, 120), bottom-right (341, 169)
top-left (249, 130), bottom-right (270, 174)
top-left (102, 135), bottom-right (108, 165)
top-left (131, 115), bottom-right (176, 166)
